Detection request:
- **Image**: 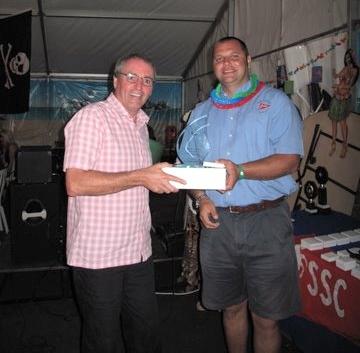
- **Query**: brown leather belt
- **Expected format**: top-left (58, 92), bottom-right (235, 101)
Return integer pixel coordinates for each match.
top-left (219, 196), bottom-right (286, 214)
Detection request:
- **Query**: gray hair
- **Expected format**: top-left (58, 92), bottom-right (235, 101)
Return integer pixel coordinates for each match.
top-left (113, 53), bottom-right (156, 78)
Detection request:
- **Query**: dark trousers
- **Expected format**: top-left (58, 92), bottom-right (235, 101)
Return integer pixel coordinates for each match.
top-left (72, 258), bottom-right (161, 353)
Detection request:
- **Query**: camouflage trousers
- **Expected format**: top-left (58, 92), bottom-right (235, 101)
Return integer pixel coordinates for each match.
top-left (180, 209), bottom-right (200, 291)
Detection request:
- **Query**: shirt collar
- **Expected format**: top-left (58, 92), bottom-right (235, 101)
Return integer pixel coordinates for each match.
top-left (107, 93), bottom-right (149, 126)
top-left (220, 79), bottom-right (251, 98)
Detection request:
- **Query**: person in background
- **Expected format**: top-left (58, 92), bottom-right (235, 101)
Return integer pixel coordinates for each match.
top-left (328, 48), bottom-right (359, 158)
top-left (63, 53), bottom-right (184, 353)
top-left (148, 125), bottom-right (164, 164)
top-left (178, 37), bottom-right (303, 353)
top-left (0, 128), bottom-right (18, 179)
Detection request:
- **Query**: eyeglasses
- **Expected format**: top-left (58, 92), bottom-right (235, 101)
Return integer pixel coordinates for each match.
top-left (213, 54), bottom-right (243, 66)
top-left (118, 72), bottom-right (155, 87)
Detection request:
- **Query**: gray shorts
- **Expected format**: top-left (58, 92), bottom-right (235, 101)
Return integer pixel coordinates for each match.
top-left (199, 201), bottom-right (301, 320)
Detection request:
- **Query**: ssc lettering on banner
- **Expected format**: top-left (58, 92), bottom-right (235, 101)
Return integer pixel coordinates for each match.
top-left (297, 248), bottom-right (360, 341)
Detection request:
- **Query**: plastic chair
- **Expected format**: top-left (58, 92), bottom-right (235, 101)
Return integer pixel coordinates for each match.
top-left (0, 168), bottom-right (9, 233)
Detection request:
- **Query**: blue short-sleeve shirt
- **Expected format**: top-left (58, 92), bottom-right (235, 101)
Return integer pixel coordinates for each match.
top-left (178, 85), bottom-right (304, 206)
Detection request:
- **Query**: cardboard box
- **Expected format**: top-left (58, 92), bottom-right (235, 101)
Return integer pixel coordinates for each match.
top-left (162, 165), bottom-right (226, 190)
top-left (337, 250), bottom-right (350, 258)
top-left (300, 237), bottom-right (323, 251)
top-left (328, 233), bottom-right (351, 246)
top-left (341, 230), bottom-right (360, 243)
top-left (336, 257), bottom-right (356, 271)
top-left (321, 251), bottom-right (338, 262)
top-left (314, 235), bottom-right (337, 248)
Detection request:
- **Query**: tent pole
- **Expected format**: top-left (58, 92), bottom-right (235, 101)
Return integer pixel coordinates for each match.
top-left (228, 0), bottom-right (235, 36)
top-left (182, 1), bottom-right (228, 78)
top-left (252, 24), bottom-right (347, 60)
top-left (347, 0), bottom-right (351, 46)
top-left (37, 0), bottom-right (50, 76)
top-left (184, 24), bottom-right (347, 82)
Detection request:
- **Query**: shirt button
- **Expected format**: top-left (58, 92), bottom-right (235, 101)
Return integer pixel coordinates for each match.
top-left (226, 151), bottom-right (230, 156)
top-left (229, 134), bottom-right (233, 138)
top-left (229, 116), bottom-right (233, 120)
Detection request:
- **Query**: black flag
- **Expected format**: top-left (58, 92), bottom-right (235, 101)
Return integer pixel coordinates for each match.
top-left (0, 11), bottom-right (32, 114)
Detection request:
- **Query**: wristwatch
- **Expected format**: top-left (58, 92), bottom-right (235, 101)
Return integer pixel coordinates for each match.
top-left (194, 193), bottom-right (208, 209)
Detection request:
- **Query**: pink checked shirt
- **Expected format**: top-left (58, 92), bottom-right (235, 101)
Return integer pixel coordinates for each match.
top-left (63, 93), bottom-right (152, 269)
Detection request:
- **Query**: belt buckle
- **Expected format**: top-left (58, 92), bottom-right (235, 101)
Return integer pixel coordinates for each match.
top-left (229, 206), bottom-right (239, 214)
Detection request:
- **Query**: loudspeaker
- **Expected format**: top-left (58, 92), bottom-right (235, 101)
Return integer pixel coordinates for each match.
top-left (17, 146), bottom-right (52, 184)
top-left (154, 258), bottom-right (183, 292)
top-left (10, 182), bottom-right (65, 265)
top-left (156, 228), bottom-right (185, 257)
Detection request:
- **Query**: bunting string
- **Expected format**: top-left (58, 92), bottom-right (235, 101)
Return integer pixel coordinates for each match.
top-left (263, 33), bottom-right (348, 85)
top-left (287, 34), bottom-right (347, 77)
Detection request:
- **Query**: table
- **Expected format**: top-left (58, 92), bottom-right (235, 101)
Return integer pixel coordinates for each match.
top-left (279, 210), bottom-right (360, 353)
top-left (297, 240), bottom-right (360, 341)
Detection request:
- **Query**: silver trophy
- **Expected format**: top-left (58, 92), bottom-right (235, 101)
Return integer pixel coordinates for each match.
top-left (177, 114), bottom-right (210, 165)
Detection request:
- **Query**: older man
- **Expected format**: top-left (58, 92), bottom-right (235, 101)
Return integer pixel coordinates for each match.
top-left (64, 53), bottom-right (183, 353)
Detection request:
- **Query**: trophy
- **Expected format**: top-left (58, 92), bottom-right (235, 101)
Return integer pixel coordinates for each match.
top-left (177, 115), bottom-right (210, 165)
top-left (168, 116), bottom-right (225, 190)
top-left (304, 180), bottom-right (318, 214)
top-left (315, 166), bottom-right (331, 214)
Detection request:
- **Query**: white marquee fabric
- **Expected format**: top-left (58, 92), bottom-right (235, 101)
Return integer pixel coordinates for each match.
top-left (0, 0), bottom-right (353, 111)
top-left (184, 0), bottom-right (349, 111)
top-left (0, 0), bottom-right (226, 77)
top-left (0, 0), bottom-right (359, 216)
top-left (235, 0), bottom-right (346, 59)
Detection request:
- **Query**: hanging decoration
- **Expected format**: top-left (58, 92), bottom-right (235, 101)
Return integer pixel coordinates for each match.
top-left (287, 35), bottom-right (347, 77)
top-left (284, 80), bottom-right (294, 95)
top-left (263, 33), bottom-right (347, 86)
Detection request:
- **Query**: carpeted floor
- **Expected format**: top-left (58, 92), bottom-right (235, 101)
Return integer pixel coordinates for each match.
top-left (0, 191), bottom-right (303, 353)
top-left (0, 272), bottom-right (301, 353)
top-left (0, 241), bottom-right (302, 353)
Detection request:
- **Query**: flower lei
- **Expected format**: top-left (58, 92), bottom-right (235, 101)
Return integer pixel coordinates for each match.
top-left (210, 74), bottom-right (265, 109)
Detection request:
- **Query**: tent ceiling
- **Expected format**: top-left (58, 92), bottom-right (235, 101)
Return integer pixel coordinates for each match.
top-left (0, 0), bottom-right (227, 78)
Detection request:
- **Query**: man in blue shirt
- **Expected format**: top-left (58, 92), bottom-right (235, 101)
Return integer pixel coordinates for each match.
top-left (178, 37), bottom-right (303, 353)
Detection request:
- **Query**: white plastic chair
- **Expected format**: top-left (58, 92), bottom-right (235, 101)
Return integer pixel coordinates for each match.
top-left (0, 168), bottom-right (9, 233)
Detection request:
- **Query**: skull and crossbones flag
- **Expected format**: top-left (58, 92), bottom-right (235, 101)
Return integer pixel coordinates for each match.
top-left (0, 11), bottom-right (31, 114)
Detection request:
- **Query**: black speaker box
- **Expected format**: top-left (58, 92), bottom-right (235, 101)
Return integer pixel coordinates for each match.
top-left (17, 146), bottom-right (52, 184)
top-left (10, 182), bottom-right (65, 266)
top-left (154, 258), bottom-right (182, 292)
top-left (156, 228), bottom-right (185, 257)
